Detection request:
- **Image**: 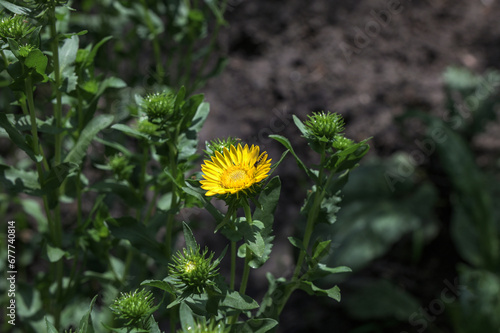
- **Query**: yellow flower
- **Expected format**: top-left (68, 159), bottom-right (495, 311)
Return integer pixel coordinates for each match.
top-left (200, 144), bottom-right (271, 197)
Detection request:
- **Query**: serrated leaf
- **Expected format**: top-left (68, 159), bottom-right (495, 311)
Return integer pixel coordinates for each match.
top-left (25, 49), bottom-right (48, 76)
top-left (220, 290), bottom-right (258, 310)
top-left (64, 114), bottom-right (113, 165)
top-left (0, 113), bottom-right (37, 161)
top-left (59, 35), bottom-right (78, 77)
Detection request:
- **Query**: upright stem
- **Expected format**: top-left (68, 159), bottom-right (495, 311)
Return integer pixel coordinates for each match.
top-left (292, 144), bottom-right (326, 280)
top-left (48, 8), bottom-right (64, 329)
top-left (230, 240), bottom-right (236, 290)
top-left (140, 0), bottom-right (164, 83)
top-left (239, 201), bottom-right (253, 295)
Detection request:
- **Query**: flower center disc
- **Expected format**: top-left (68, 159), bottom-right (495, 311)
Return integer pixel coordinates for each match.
top-left (221, 167), bottom-right (250, 189)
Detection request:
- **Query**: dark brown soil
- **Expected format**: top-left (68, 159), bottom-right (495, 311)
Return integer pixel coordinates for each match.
top-left (198, 1), bottom-right (500, 332)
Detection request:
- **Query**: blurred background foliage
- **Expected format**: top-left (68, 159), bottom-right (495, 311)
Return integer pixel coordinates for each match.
top-left (1, 0), bottom-right (500, 332)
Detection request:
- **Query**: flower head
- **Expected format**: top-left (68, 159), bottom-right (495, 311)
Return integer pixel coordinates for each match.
top-left (332, 135), bottom-right (354, 151)
top-left (169, 245), bottom-right (220, 293)
top-left (0, 16), bottom-right (33, 43)
top-left (304, 111), bottom-right (345, 143)
top-left (200, 143), bottom-right (271, 198)
top-left (108, 154), bottom-right (134, 181)
top-left (204, 137), bottom-right (241, 157)
top-left (142, 91), bottom-right (177, 126)
top-left (110, 289), bottom-right (155, 327)
top-left (177, 318), bottom-right (230, 333)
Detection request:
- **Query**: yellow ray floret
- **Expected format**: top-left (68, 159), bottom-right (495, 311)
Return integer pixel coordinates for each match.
top-left (200, 144), bottom-right (272, 196)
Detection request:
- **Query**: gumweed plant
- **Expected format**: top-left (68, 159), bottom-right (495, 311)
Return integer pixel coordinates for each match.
top-left (0, 1), bottom-right (371, 332)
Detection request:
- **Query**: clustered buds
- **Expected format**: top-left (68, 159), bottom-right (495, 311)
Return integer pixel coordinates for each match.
top-left (0, 15), bottom-right (33, 43)
top-left (108, 154), bottom-right (134, 181)
top-left (178, 318), bottom-right (230, 333)
top-left (304, 111), bottom-right (345, 143)
top-left (169, 245), bottom-right (220, 293)
top-left (110, 289), bottom-right (155, 327)
top-left (142, 91), bottom-right (177, 127)
top-left (332, 134), bottom-right (354, 151)
top-left (204, 137), bottom-right (241, 157)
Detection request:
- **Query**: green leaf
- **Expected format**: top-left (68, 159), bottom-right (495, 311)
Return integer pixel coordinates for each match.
top-left (0, 113), bottom-right (37, 162)
top-left (89, 180), bottom-right (143, 207)
top-left (307, 264), bottom-right (352, 281)
top-left (141, 279), bottom-right (175, 294)
top-left (219, 290), bottom-right (258, 310)
top-left (343, 279), bottom-right (420, 320)
top-left (45, 317), bottom-right (58, 333)
top-left (0, 0), bottom-right (31, 15)
top-left (288, 236), bottom-right (306, 251)
top-left (269, 134), bottom-right (316, 181)
top-left (179, 302), bottom-right (196, 333)
top-left (25, 49), bottom-right (48, 76)
top-left (248, 177), bottom-right (281, 268)
top-left (236, 318), bottom-right (279, 333)
top-left (42, 162), bottom-right (77, 192)
top-left (64, 114), bottom-right (114, 165)
top-left (311, 240), bottom-right (332, 263)
top-left (45, 243), bottom-right (68, 262)
top-left (111, 123), bottom-right (150, 140)
top-left (182, 222), bottom-right (197, 250)
top-left (78, 295), bottom-right (98, 333)
top-left (59, 35), bottom-right (78, 77)
top-left (299, 280), bottom-right (341, 302)
top-left (108, 217), bottom-right (167, 265)
top-left (292, 114), bottom-right (308, 137)
top-left (0, 164), bottom-right (40, 195)
top-left (257, 273), bottom-right (295, 320)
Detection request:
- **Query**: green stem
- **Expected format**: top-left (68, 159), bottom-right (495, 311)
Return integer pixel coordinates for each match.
top-left (0, 49), bottom-right (9, 68)
top-left (140, 0), bottom-right (165, 83)
top-left (165, 139), bottom-right (179, 260)
top-left (49, 8), bottom-right (63, 167)
top-left (292, 145), bottom-right (326, 280)
top-left (230, 240), bottom-right (236, 290)
top-left (239, 201), bottom-right (253, 295)
top-left (144, 188), bottom-right (159, 225)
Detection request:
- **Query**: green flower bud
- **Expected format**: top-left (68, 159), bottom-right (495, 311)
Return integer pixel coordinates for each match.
top-left (137, 117), bottom-right (159, 136)
top-left (142, 91), bottom-right (177, 126)
top-left (169, 245), bottom-right (220, 293)
top-left (108, 154), bottom-right (134, 181)
top-left (178, 318), bottom-right (230, 333)
top-left (0, 16), bottom-right (32, 43)
top-left (110, 289), bottom-right (155, 327)
top-left (304, 111), bottom-right (345, 143)
top-left (204, 137), bottom-right (241, 157)
top-left (332, 135), bottom-right (354, 151)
